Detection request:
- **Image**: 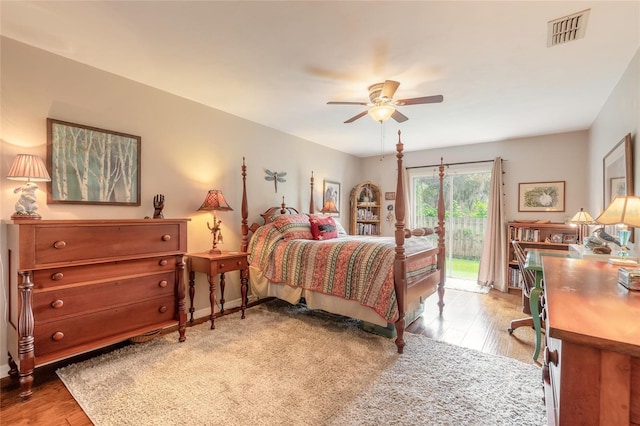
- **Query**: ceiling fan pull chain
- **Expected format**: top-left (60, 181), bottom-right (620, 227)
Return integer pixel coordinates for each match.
top-left (380, 121), bottom-right (385, 161)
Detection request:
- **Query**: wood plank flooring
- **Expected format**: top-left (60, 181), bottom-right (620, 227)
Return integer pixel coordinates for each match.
top-left (1, 288), bottom-right (538, 425)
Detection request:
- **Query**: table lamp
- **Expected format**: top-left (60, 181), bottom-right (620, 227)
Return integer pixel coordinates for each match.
top-left (569, 207), bottom-right (595, 244)
top-left (197, 189), bottom-right (233, 253)
top-left (6, 154), bottom-right (51, 220)
top-left (595, 196), bottom-right (640, 258)
top-left (320, 198), bottom-right (339, 215)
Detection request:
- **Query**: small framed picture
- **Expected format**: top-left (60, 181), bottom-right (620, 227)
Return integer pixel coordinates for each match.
top-left (384, 192), bottom-right (396, 201)
top-left (550, 233), bottom-right (563, 243)
top-left (562, 234), bottom-right (577, 244)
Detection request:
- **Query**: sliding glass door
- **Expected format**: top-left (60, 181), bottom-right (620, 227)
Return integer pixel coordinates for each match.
top-left (410, 163), bottom-right (491, 280)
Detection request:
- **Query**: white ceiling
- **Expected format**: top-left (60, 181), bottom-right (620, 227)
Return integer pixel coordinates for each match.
top-left (2, 1), bottom-right (639, 157)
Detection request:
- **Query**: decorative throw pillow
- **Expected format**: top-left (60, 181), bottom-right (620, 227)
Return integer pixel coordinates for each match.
top-left (272, 214), bottom-right (313, 240)
top-left (309, 215), bottom-right (338, 240)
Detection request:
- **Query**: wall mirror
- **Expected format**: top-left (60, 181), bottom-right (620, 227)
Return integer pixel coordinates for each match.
top-left (602, 133), bottom-right (633, 240)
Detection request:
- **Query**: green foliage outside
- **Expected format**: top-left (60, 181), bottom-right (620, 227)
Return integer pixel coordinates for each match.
top-left (414, 172), bottom-right (490, 219)
top-left (451, 257), bottom-right (480, 280)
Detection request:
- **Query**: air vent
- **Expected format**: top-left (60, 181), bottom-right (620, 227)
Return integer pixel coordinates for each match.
top-left (547, 9), bottom-right (590, 47)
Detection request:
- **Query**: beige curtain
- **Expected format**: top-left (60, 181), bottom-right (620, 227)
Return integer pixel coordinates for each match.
top-left (478, 157), bottom-right (507, 291)
top-left (403, 167), bottom-right (412, 229)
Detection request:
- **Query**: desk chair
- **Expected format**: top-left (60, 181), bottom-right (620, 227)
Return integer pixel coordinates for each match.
top-left (507, 241), bottom-right (540, 341)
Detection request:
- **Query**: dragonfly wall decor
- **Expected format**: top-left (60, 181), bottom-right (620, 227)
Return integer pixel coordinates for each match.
top-left (264, 169), bottom-right (287, 193)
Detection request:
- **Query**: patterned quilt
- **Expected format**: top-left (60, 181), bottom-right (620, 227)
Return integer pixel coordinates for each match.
top-left (248, 216), bottom-right (437, 322)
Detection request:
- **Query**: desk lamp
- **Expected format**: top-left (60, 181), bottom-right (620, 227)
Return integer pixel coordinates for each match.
top-left (595, 196), bottom-right (640, 258)
top-left (569, 207), bottom-right (595, 244)
top-left (197, 189), bottom-right (233, 253)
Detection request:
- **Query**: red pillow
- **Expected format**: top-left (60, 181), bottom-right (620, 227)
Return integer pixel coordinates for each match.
top-left (309, 215), bottom-right (338, 240)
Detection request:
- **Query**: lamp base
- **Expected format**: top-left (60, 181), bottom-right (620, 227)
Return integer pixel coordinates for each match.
top-left (11, 212), bottom-right (41, 220)
top-left (207, 247), bottom-right (222, 254)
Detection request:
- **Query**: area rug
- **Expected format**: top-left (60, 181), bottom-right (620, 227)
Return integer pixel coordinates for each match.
top-left (445, 277), bottom-right (491, 294)
top-left (57, 301), bottom-right (545, 426)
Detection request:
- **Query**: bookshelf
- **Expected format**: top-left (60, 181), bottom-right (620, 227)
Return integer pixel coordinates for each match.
top-left (507, 221), bottom-right (577, 291)
top-left (349, 181), bottom-right (381, 236)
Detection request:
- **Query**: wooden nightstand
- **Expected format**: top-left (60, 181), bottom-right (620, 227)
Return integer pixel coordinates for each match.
top-left (186, 251), bottom-right (249, 329)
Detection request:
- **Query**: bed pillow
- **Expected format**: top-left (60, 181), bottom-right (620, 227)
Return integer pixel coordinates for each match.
top-left (272, 214), bottom-right (313, 240)
top-left (334, 221), bottom-right (348, 237)
top-left (309, 215), bottom-right (338, 240)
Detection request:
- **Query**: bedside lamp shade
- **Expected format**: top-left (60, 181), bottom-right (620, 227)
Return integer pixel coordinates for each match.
top-left (7, 154), bottom-right (51, 220)
top-left (320, 198), bottom-right (339, 214)
top-left (197, 190), bottom-right (233, 253)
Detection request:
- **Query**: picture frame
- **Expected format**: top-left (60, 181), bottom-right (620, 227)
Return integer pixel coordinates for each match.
top-left (603, 133), bottom-right (633, 206)
top-left (322, 179), bottom-right (340, 217)
top-left (603, 133), bottom-right (634, 241)
top-left (518, 181), bottom-right (565, 212)
top-left (550, 233), bottom-right (563, 243)
top-left (47, 119), bottom-right (141, 205)
top-left (384, 191), bottom-right (396, 201)
top-left (562, 234), bottom-right (577, 244)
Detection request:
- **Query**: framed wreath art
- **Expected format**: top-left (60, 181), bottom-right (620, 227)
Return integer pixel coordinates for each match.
top-left (518, 181), bottom-right (565, 212)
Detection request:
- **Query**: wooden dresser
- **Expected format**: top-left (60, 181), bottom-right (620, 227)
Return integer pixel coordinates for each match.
top-left (541, 257), bottom-right (640, 426)
top-left (6, 219), bottom-right (189, 399)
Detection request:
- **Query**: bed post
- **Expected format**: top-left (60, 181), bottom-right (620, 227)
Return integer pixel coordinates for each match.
top-left (240, 157), bottom-right (249, 253)
top-left (437, 158), bottom-right (446, 315)
top-left (309, 171), bottom-right (315, 214)
top-left (393, 130), bottom-right (407, 354)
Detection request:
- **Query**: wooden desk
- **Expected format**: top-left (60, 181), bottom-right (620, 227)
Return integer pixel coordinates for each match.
top-left (524, 248), bottom-right (570, 360)
top-left (541, 257), bottom-right (640, 425)
top-left (186, 251), bottom-right (249, 329)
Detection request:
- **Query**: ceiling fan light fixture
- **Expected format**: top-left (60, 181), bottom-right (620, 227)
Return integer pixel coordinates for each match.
top-left (368, 105), bottom-right (395, 122)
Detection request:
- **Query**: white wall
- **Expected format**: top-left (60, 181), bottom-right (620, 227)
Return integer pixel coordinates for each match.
top-left (360, 130), bottom-right (590, 236)
top-left (588, 48), bottom-right (640, 234)
top-left (0, 37), bottom-right (361, 369)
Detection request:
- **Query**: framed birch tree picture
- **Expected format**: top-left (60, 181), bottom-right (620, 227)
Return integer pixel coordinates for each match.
top-left (46, 119), bottom-right (141, 205)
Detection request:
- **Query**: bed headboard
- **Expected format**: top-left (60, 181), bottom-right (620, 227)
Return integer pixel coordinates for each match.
top-left (240, 157), bottom-right (312, 252)
top-left (260, 197), bottom-right (300, 224)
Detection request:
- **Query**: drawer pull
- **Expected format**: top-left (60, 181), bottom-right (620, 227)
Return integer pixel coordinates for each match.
top-left (53, 240), bottom-right (67, 249)
top-left (159, 259), bottom-right (168, 266)
top-left (52, 332), bottom-right (64, 341)
top-left (51, 272), bottom-right (64, 281)
top-left (158, 280), bottom-right (168, 288)
top-left (159, 306), bottom-right (168, 313)
top-left (161, 234), bottom-right (171, 241)
top-left (51, 299), bottom-right (64, 309)
top-left (237, 261), bottom-right (242, 266)
top-left (544, 347), bottom-right (558, 366)
top-left (220, 263), bottom-right (225, 268)
top-left (542, 365), bottom-right (550, 385)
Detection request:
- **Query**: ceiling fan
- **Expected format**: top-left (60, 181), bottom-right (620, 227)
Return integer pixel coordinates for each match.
top-left (327, 80), bottom-right (444, 123)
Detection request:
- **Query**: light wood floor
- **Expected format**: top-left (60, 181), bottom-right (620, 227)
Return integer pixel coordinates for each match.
top-left (0, 288), bottom-right (538, 425)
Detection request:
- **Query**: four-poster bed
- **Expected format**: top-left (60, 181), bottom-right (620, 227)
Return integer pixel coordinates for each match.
top-left (240, 132), bottom-right (446, 353)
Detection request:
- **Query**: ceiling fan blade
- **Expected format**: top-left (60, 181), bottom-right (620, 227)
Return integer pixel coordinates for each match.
top-left (391, 110), bottom-right (409, 123)
top-left (381, 80), bottom-right (400, 100)
top-left (395, 94), bottom-right (444, 106)
top-left (344, 110), bottom-right (368, 123)
top-left (327, 101), bottom-right (368, 105)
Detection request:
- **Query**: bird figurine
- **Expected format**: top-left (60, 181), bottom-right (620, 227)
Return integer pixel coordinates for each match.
top-left (585, 227), bottom-right (625, 250)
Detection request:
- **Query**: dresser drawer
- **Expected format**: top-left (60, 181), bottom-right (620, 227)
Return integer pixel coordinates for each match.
top-left (34, 296), bottom-right (177, 358)
top-left (33, 271), bottom-right (177, 322)
top-left (33, 223), bottom-right (183, 265)
top-left (216, 257), bottom-right (248, 274)
top-left (31, 257), bottom-right (180, 289)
